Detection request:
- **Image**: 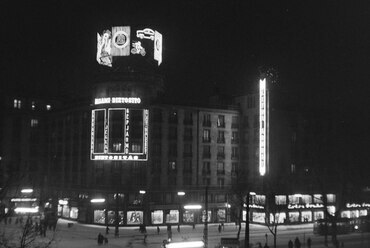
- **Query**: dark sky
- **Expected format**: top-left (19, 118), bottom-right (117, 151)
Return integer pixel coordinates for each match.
top-left (1, 1), bottom-right (370, 111)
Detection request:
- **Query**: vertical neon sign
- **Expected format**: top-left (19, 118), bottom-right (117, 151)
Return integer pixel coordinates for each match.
top-left (259, 79), bottom-right (266, 176)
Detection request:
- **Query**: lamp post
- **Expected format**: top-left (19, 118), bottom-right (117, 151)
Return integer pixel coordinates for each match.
top-left (203, 186), bottom-right (208, 248)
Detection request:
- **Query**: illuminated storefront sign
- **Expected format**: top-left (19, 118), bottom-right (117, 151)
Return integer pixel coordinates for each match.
top-left (288, 203), bottom-right (324, 209)
top-left (259, 78), bottom-right (267, 176)
top-left (94, 97), bottom-right (141, 105)
top-left (91, 108), bottom-right (149, 161)
top-left (346, 203), bottom-right (370, 208)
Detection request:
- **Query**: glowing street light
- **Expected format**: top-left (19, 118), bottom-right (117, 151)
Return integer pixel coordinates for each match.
top-left (177, 191), bottom-right (185, 196)
top-left (21, 188), bottom-right (33, 194)
top-left (184, 204), bottom-right (202, 210)
top-left (90, 198), bottom-right (105, 203)
top-left (166, 241), bottom-right (204, 248)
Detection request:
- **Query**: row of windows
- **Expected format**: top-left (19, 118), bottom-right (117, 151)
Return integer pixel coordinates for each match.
top-left (203, 146), bottom-right (239, 159)
top-left (13, 99), bottom-right (51, 111)
top-left (202, 130), bottom-right (239, 143)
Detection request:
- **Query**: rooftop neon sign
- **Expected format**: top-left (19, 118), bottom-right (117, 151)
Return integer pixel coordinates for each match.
top-left (94, 97), bottom-right (141, 105)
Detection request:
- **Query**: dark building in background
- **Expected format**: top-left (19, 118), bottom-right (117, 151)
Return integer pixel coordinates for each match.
top-left (1, 50), bottom-right (369, 227)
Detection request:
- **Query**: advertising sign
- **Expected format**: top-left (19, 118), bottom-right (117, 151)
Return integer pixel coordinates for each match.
top-left (259, 79), bottom-right (266, 176)
top-left (127, 211), bottom-right (143, 225)
top-left (97, 26), bottom-right (163, 67)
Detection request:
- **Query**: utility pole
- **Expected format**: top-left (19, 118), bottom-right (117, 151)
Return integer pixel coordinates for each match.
top-left (203, 186), bottom-right (208, 248)
top-left (245, 192), bottom-right (250, 248)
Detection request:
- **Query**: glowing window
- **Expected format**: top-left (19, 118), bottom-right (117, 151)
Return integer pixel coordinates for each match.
top-left (217, 115), bottom-right (225, 127)
top-left (31, 119), bottom-right (39, 127)
top-left (14, 99), bottom-right (21, 109)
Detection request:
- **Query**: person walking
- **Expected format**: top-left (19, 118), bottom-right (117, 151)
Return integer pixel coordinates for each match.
top-left (307, 237), bottom-right (312, 248)
top-left (157, 226), bottom-right (160, 234)
top-left (288, 240), bottom-right (293, 248)
top-left (294, 237), bottom-right (301, 248)
top-left (218, 224), bottom-right (222, 233)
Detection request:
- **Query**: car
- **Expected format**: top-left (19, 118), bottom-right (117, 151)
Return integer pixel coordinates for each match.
top-left (136, 28), bottom-right (155, 40)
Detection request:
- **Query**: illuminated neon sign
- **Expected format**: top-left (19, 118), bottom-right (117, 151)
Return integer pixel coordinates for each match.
top-left (94, 97), bottom-right (141, 105)
top-left (91, 108), bottom-right (149, 161)
top-left (259, 79), bottom-right (266, 176)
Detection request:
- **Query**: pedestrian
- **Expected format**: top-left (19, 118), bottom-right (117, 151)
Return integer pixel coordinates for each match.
top-left (157, 226), bottom-right (160, 234)
top-left (288, 240), bottom-right (293, 248)
top-left (106, 226), bottom-right (109, 234)
top-left (221, 222), bottom-right (224, 231)
top-left (144, 233), bottom-right (147, 243)
top-left (97, 233), bottom-right (104, 245)
top-left (307, 237), bottom-right (311, 248)
top-left (177, 224), bottom-right (180, 233)
top-left (218, 224), bottom-right (222, 233)
top-left (192, 223), bottom-right (195, 229)
top-left (294, 237), bottom-right (301, 248)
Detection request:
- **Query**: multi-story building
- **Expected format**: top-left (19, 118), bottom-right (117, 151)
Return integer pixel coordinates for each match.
top-left (1, 69), bottom-right (369, 227)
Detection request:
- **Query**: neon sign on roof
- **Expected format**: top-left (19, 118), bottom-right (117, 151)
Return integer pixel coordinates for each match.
top-left (94, 97), bottom-right (141, 105)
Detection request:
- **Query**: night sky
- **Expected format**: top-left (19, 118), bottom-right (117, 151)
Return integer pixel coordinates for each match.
top-left (1, 1), bottom-right (370, 170)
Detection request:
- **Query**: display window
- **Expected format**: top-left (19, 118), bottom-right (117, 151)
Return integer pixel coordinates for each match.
top-left (359, 209), bottom-right (367, 216)
top-left (270, 212), bottom-right (286, 224)
top-left (288, 211), bottom-right (300, 223)
top-left (341, 210), bottom-right (350, 218)
top-left (127, 210), bottom-right (143, 225)
top-left (314, 211), bottom-right (324, 220)
top-left (350, 210), bottom-right (359, 218)
top-left (94, 210), bottom-right (105, 224)
top-left (70, 207), bottom-right (78, 219)
top-left (301, 211), bottom-right (312, 222)
top-left (252, 212), bottom-right (265, 223)
top-left (151, 210), bottom-right (164, 224)
top-left (183, 210), bottom-right (194, 223)
top-left (217, 209), bottom-right (226, 222)
top-left (166, 210), bottom-right (179, 224)
top-left (62, 206), bottom-right (70, 218)
top-left (201, 210), bottom-right (211, 223)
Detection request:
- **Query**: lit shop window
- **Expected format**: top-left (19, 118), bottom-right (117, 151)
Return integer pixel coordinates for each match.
top-left (275, 195), bottom-right (287, 205)
top-left (326, 194), bottom-right (336, 203)
top-left (14, 99), bottom-right (22, 109)
top-left (31, 119), bottom-right (39, 128)
top-left (46, 105), bottom-right (51, 111)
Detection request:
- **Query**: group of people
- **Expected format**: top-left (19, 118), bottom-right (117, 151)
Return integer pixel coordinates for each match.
top-left (97, 233), bottom-right (108, 245)
top-left (288, 237), bottom-right (310, 248)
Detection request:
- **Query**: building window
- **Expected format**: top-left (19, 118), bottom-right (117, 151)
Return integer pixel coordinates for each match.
top-left (231, 131), bottom-right (239, 143)
top-left (327, 194), bottom-right (336, 203)
top-left (217, 131), bottom-right (225, 143)
top-left (275, 195), bottom-right (287, 205)
top-left (231, 116), bottom-right (239, 128)
top-left (168, 161), bottom-right (176, 171)
top-left (217, 162), bottom-right (225, 175)
top-left (169, 110), bottom-right (178, 124)
top-left (231, 162), bottom-right (238, 175)
top-left (184, 128), bottom-right (192, 141)
top-left (203, 145), bottom-right (211, 159)
top-left (202, 162), bottom-right (211, 175)
top-left (184, 111), bottom-right (193, 125)
top-left (203, 114), bottom-right (211, 127)
top-left (291, 164), bottom-right (296, 174)
top-left (14, 99), bottom-right (21, 109)
top-left (46, 104), bottom-right (52, 111)
top-left (30, 119), bottom-right (39, 127)
top-left (217, 146), bottom-right (225, 159)
top-left (183, 143), bottom-right (192, 157)
top-left (203, 129), bottom-right (211, 142)
top-left (217, 115), bottom-right (225, 128)
top-left (31, 101), bottom-right (36, 110)
top-left (217, 178), bottom-right (224, 188)
top-left (231, 147), bottom-right (239, 159)
top-left (183, 160), bottom-right (192, 173)
top-left (113, 142), bottom-right (122, 152)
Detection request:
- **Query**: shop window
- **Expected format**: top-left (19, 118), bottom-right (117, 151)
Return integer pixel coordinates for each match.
top-left (151, 210), bottom-right (164, 224)
top-left (94, 210), bottom-right (105, 224)
top-left (288, 212), bottom-right (300, 223)
top-left (301, 195), bottom-right (312, 204)
top-left (270, 212), bottom-right (286, 224)
top-left (314, 211), bottom-right (324, 220)
top-left (217, 115), bottom-right (225, 128)
top-left (127, 211), bottom-right (143, 225)
top-left (275, 195), bottom-right (287, 205)
top-left (313, 194), bottom-right (323, 203)
top-left (301, 211), bottom-right (312, 222)
top-left (326, 194), bottom-right (336, 203)
top-left (255, 195), bottom-right (266, 205)
top-left (165, 210), bottom-right (179, 224)
top-left (288, 195), bottom-right (300, 204)
top-left (252, 212), bottom-right (266, 223)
